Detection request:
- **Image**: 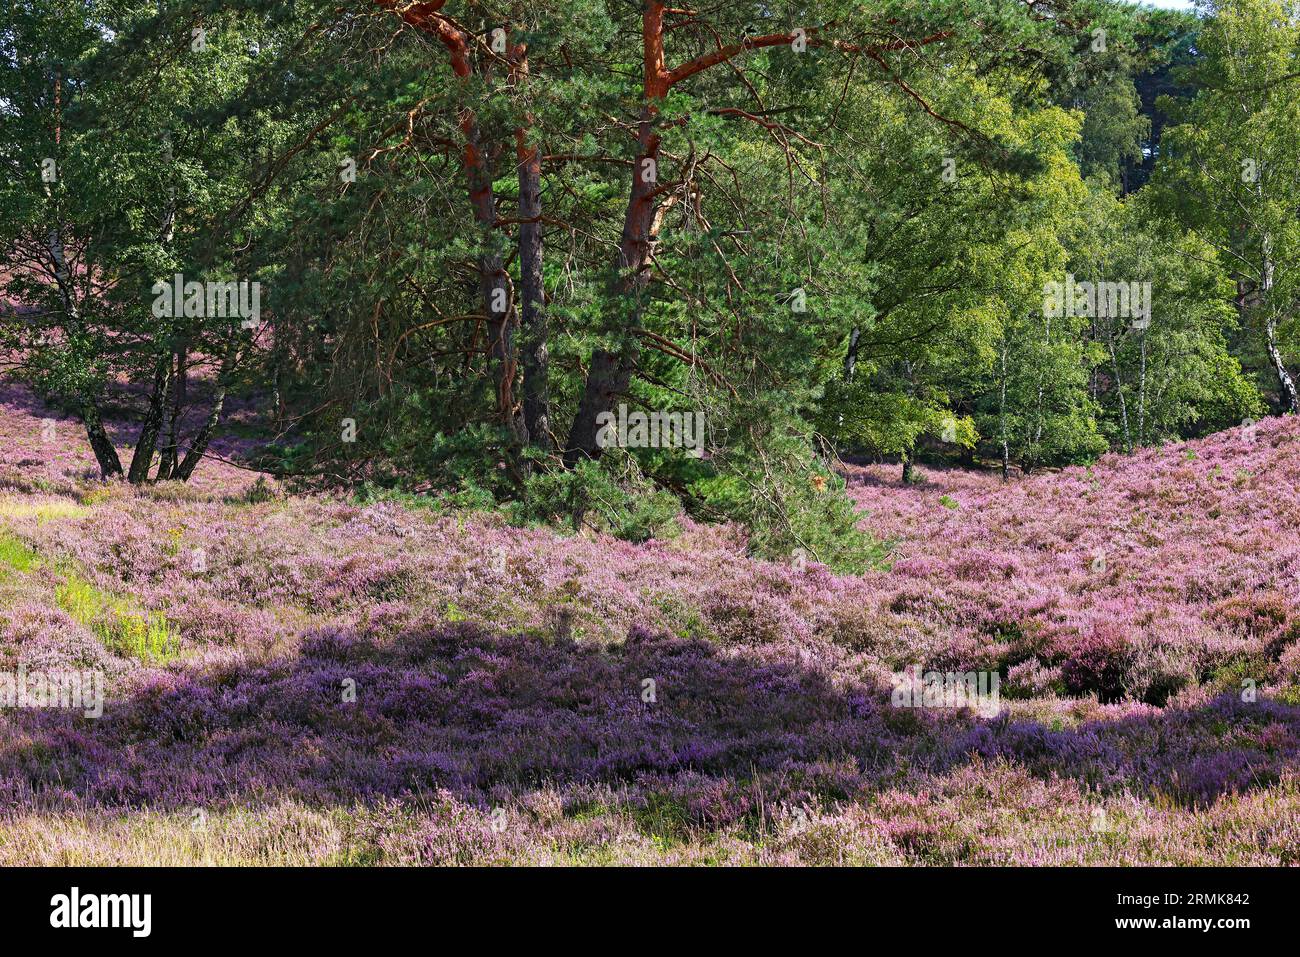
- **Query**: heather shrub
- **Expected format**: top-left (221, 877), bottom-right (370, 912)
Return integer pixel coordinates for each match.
top-left (168, 597), bottom-right (287, 650)
top-left (78, 484), bottom-right (124, 507)
top-left (770, 806), bottom-right (910, 866)
top-left (1060, 626), bottom-right (1132, 703)
top-left (335, 794), bottom-right (526, 866)
top-left (339, 500), bottom-right (423, 539)
top-left (1123, 640), bottom-right (1196, 706)
top-left (648, 593), bottom-right (713, 642)
top-left (1277, 642), bottom-right (1300, 686)
top-left (411, 797), bottom-right (523, 866)
top-left (988, 620), bottom-right (1058, 676)
top-left (1, 602), bottom-right (124, 673)
top-left (1207, 591), bottom-right (1293, 656)
top-left (519, 789), bottom-right (565, 826)
top-left (1268, 619), bottom-right (1300, 663)
top-left (1160, 749), bottom-right (1276, 809)
top-left (0, 473), bottom-right (80, 497)
top-left (132, 481), bottom-right (211, 505)
top-left (697, 589), bottom-right (812, 646)
top-left (1203, 655), bottom-right (1269, 699)
top-left (1005, 659), bottom-right (1064, 698)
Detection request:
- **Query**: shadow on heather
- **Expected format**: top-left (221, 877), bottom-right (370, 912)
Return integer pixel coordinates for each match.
top-left (2, 623), bottom-right (1298, 816)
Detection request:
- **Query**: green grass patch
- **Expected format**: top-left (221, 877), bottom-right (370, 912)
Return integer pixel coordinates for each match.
top-left (55, 575), bottom-right (181, 663)
top-left (0, 533), bottom-right (38, 573)
top-left (630, 794), bottom-right (693, 846)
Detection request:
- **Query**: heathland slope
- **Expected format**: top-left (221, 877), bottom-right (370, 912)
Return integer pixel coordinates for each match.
top-left (0, 382), bottom-right (1297, 864)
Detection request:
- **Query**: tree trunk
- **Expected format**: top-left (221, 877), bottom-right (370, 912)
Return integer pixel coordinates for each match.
top-left (157, 346), bottom-right (187, 480)
top-left (512, 46), bottom-right (550, 451)
top-left (174, 348), bottom-right (237, 482)
top-left (1258, 238), bottom-right (1299, 414)
top-left (563, 5), bottom-right (669, 463)
top-left (565, 348), bottom-right (634, 466)
top-left (374, 3), bottom-right (525, 444)
top-left (272, 355), bottom-right (284, 431)
top-left (82, 399), bottom-right (123, 479)
top-left (999, 338), bottom-right (1010, 482)
top-left (127, 352), bottom-right (172, 483)
top-left (563, 101), bottom-right (661, 464)
top-left (459, 112), bottom-right (525, 446)
top-left (1107, 327), bottom-right (1131, 452)
top-left (1030, 311), bottom-right (1050, 464)
top-left (844, 327), bottom-right (861, 380)
top-left (553, 3), bottom-right (952, 462)
top-left (173, 391), bottom-right (225, 482)
top-left (1136, 331), bottom-right (1147, 445)
top-left (1265, 315), bottom-right (1298, 414)
top-left (152, 129), bottom-right (182, 481)
top-left (45, 224), bottom-right (123, 477)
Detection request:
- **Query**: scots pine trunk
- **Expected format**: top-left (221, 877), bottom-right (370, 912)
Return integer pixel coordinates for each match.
top-left (560, 4), bottom-right (953, 463)
top-left (563, 93), bottom-right (663, 464)
top-left (374, 2), bottom-right (526, 444)
top-left (564, 3), bottom-right (671, 463)
top-left (513, 45), bottom-right (550, 451)
top-left (464, 112), bottom-right (525, 445)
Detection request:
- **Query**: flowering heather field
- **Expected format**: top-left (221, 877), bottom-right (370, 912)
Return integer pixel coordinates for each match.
top-left (0, 380), bottom-right (1298, 865)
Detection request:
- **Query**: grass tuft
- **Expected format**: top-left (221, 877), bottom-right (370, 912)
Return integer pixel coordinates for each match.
top-left (0, 533), bottom-right (38, 573)
top-left (55, 575), bottom-right (181, 663)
